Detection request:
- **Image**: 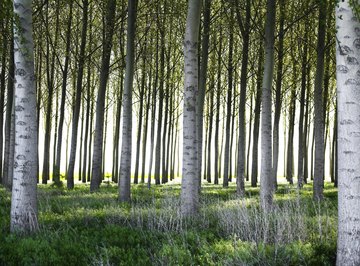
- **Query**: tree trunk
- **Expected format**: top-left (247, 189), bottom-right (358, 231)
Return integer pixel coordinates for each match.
top-left (67, 0), bottom-right (88, 189)
top-left (82, 56), bottom-right (93, 183)
top-left (206, 75), bottom-right (214, 183)
top-left (181, 0), bottom-right (201, 216)
top-left (235, 0), bottom-right (250, 196)
top-left (90, 0), bottom-right (117, 191)
top-left (53, 1), bottom-right (73, 185)
top-left (10, 0), bottom-right (38, 233)
top-left (251, 44), bottom-right (263, 188)
top-left (197, 0), bottom-right (211, 185)
top-left (286, 82), bottom-right (296, 185)
top-left (336, 1), bottom-right (360, 264)
top-left (214, 29), bottom-right (222, 185)
top-left (148, 34), bottom-right (159, 188)
top-left (42, 0), bottom-right (60, 184)
top-left (246, 89), bottom-right (253, 182)
top-left (119, 0), bottom-right (137, 202)
top-left (223, 10), bottom-right (233, 188)
top-left (272, 0), bottom-right (285, 190)
top-left (3, 34), bottom-right (14, 189)
top-left (260, 0), bottom-right (276, 210)
top-left (0, 20), bottom-right (7, 183)
top-left (297, 27), bottom-right (308, 188)
top-left (313, 0), bottom-right (326, 201)
top-left (141, 67), bottom-right (151, 184)
top-left (134, 45), bottom-right (147, 184)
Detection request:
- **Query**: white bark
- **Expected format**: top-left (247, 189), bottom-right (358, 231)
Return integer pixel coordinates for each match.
top-left (260, 0), bottom-right (276, 210)
top-left (180, 0), bottom-right (201, 216)
top-left (336, 1), bottom-right (360, 264)
top-left (10, 0), bottom-right (38, 233)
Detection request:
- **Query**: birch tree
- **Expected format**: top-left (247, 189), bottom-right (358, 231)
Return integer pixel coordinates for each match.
top-left (336, 1), bottom-right (360, 264)
top-left (180, 0), bottom-right (201, 216)
top-left (10, 0), bottom-right (38, 233)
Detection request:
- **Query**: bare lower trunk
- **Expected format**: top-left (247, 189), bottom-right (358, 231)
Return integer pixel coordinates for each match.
top-left (336, 2), bottom-right (360, 264)
top-left (90, 0), bottom-right (117, 191)
top-left (260, 0), bottom-right (276, 211)
top-left (67, 0), bottom-right (88, 188)
top-left (3, 35), bottom-right (14, 189)
top-left (235, 0), bottom-right (250, 196)
top-left (10, 0), bottom-right (38, 233)
top-left (251, 44), bottom-right (263, 188)
top-left (119, 0), bottom-right (136, 202)
top-left (181, 0), bottom-right (201, 216)
top-left (313, 0), bottom-right (326, 201)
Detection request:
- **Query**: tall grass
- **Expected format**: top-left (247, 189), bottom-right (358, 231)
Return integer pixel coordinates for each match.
top-left (0, 183), bottom-right (337, 265)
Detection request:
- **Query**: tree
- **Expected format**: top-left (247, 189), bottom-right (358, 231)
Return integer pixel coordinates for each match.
top-left (67, 0), bottom-right (88, 189)
top-left (260, 0), bottom-right (276, 210)
top-left (10, 0), bottom-right (38, 233)
top-left (336, 1), bottom-right (360, 264)
top-left (235, 0), bottom-right (250, 196)
top-left (180, 0), bottom-right (201, 216)
top-left (90, 0), bottom-right (117, 191)
top-left (198, 0), bottom-right (211, 185)
top-left (119, 0), bottom-right (137, 202)
top-left (313, 0), bottom-right (327, 201)
top-left (53, 1), bottom-right (73, 185)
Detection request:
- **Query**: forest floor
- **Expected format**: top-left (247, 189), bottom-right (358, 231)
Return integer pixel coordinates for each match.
top-left (0, 181), bottom-right (337, 265)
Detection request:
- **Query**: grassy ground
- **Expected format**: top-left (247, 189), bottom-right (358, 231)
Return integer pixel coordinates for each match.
top-left (0, 182), bottom-right (337, 265)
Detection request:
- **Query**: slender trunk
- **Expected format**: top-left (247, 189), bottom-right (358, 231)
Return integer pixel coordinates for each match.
top-left (162, 48), bottom-right (171, 184)
top-left (313, 0), bottom-right (326, 201)
top-left (246, 89), bottom-right (253, 182)
top-left (90, 0), bottom-right (117, 191)
top-left (53, 1), bottom-right (73, 184)
top-left (260, 0), bottom-right (276, 210)
top-left (235, 0), bottom-right (250, 196)
top-left (3, 35), bottom-right (14, 189)
top-left (119, 0), bottom-right (136, 201)
top-left (286, 81), bottom-right (296, 184)
top-left (214, 29), bottom-right (222, 185)
top-left (67, 0), bottom-right (88, 189)
top-left (134, 48), bottom-right (147, 184)
top-left (272, 0), bottom-right (285, 190)
top-left (102, 90), bottom-right (110, 179)
top-left (87, 90), bottom-right (94, 182)
top-left (154, 18), bottom-right (165, 186)
top-left (42, 0), bottom-right (60, 184)
top-left (78, 101), bottom-right (84, 181)
top-left (0, 22), bottom-right (7, 183)
top-left (113, 75), bottom-right (123, 183)
top-left (223, 12), bottom-right (233, 188)
top-left (304, 80), bottom-right (310, 184)
top-left (148, 34), bottom-right (159, 188)
top-left (251, 44), bottom-right (263, 188)
top-left (197, 0), bottom-right (211, 185)
top-left (206, 76), bottom-right (214, 183)
top-left (82, 58), bottom-right (92, 183)
top-left (181, 0), bottom-right (201, 216)
top-left (297, 28), bottom-right (308, 188)
top-left (141, 68), bottom-right (151, 184)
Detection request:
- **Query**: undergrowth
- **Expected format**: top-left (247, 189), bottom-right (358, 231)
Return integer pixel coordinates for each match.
top-left (0, 182), bottom-right (337, 265)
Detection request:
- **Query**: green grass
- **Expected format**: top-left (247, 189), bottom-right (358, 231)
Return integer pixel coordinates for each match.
top-left (0, 182), bottom-right (337, 265)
